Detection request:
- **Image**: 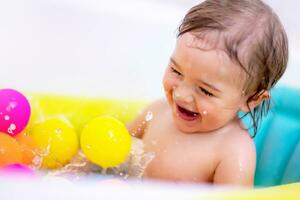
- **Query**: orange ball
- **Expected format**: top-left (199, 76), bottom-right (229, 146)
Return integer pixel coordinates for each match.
top-left (0, 132), bottom-right (22, 167)
top-left (15, 131), bottom-right (38, 165)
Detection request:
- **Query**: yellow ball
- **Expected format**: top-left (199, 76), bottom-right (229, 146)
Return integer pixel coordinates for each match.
top-left (80, 116), bottom-right (132, 168)
top-left (31, 118), bottom-right (79, 169)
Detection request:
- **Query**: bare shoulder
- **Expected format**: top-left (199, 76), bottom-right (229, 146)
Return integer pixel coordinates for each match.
top-left (148, 99), bottom-right (169, 114)
top-left (213, 121), bottom-right (256, 186)
top-left (126, 99), bottom-right (168, 138)
top-left (223, 124), bottom-right (256, 156)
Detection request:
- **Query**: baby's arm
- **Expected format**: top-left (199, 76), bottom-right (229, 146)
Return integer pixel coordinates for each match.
top-left (213, 134), bottom-right (256, 187)
top-left (127, 100), bottom-right (164, 138)
top-left (126, 108), bottom-right (149, 138)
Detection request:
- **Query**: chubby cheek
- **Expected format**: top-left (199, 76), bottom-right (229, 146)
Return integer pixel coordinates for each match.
top-left (195, 98), bottom-right (233, 128)
top-left (163, 71), bottom-right (177, 104)
top-left (202, 103), bottom-right (238, 128)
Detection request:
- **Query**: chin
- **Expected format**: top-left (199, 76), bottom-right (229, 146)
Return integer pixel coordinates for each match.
top-left (174, 122), bottom-right (200, 133)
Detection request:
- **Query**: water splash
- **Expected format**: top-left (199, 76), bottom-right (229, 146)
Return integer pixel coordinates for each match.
top-left (45, 137), bottom-right (154, 180)
top-left (145, 111), bottom-right (153, 122)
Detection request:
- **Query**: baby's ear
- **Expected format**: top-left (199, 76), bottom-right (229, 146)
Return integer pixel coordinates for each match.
top-left (240, 90), bottom-right (270, 112)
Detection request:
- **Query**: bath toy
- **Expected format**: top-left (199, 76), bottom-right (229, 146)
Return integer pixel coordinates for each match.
top-left (0, 132), bottom-right (22, 167)
top-left (31, 118), bottom-right (79, 169)
top-left (80, 116), bottom-right (132, 168)
top-left (0, 88), bottom-right (31, 136)
top-left (15, 131), bottom-right (38, 165)
top-left (0, 163), bottom-right (35, 177)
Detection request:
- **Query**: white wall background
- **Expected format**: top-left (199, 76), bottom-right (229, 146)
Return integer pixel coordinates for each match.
top-left (0, 0), bottom-right (299, 99)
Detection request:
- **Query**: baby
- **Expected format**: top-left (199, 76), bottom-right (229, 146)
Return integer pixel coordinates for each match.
top-left (128, 0), bottom-right (288, 186)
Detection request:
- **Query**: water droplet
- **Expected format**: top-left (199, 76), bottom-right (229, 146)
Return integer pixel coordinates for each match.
top-left (6, 102), bottom-right (17, 111)
top-left (4, 115), bottom-right (10, 121)
top-left (145, 111), bottom-right (153, 122)
top-left (0, 148), bottom-right (5, 154)
top-left (174, 90), bottom-right (180, 98)
top-left (131, 131), bottom-right (137, 136)
top-left (108, 131), bottom-right (114, 139)
top-left (55, 128), bottom-right (62, 134)
top-left (7, 123), bottom-right (16, 134)
top-left (32, 156), bottom-right (43, 168)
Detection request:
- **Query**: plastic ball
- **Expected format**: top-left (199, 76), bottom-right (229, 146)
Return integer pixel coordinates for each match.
top-left (31, 118), bottom-right (79, 169)
top-left (0, 163), bottom-right (35, 177)
top-left (80, 116), bottom-right (132, 168)
top-left (15, 131), bottom-right (38, 165)
top-left (0, 88), bottom-right (31, 136)
top-left (0, 132), bottom-right (22, 167)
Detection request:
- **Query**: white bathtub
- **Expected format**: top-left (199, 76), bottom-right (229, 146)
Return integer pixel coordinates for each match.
top-left (0, 0), bottom-right (300, 199)
top-left (1, 0), bottom-right (299, 98)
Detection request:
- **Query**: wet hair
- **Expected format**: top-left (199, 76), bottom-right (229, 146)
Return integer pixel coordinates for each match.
top-left (177, 0), bottom-right (288, 137)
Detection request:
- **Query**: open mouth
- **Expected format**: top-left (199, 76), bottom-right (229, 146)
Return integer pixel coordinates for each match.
top-left (176, 104), bottom-right (200, 121)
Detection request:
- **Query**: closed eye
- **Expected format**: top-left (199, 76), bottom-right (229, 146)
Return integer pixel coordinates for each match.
top-left (199, 87), bottom-right (214, 97)
top-left (171, 67), bottom-right (182, 76)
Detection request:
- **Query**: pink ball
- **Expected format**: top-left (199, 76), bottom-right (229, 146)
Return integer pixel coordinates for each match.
top-left (0, 164), bottom-right (35, 177)
top-left (0, 89), bottom-right (31, 136)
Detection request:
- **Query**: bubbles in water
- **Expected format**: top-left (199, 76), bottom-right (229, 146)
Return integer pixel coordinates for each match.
top-left (145, 111), bottom-right (153, 122)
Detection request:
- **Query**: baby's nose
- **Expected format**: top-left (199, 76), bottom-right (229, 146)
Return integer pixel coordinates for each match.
top-left (173, 85), bottom-right (194, 103)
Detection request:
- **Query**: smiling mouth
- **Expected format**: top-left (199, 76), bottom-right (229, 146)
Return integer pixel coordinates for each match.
top-left (176, 104), bottom-right (200, 121)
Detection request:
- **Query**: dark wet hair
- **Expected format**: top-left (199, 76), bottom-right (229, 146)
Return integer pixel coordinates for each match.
top-left (177, 0), bottom-right (288, 137)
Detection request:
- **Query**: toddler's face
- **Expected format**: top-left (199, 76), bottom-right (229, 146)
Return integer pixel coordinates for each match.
top-left (163, 33), bottom-right (248, 133)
